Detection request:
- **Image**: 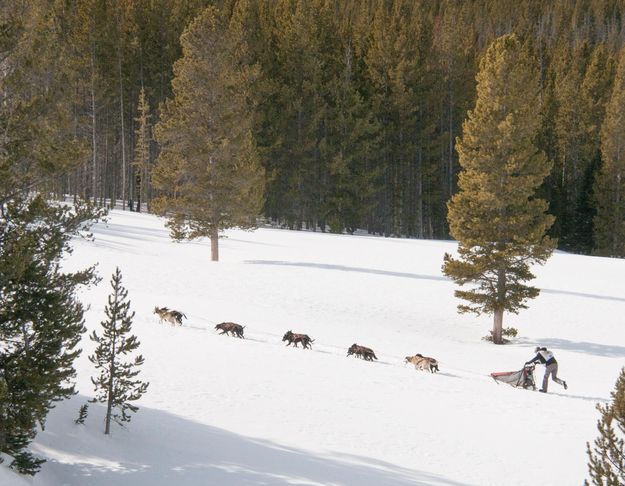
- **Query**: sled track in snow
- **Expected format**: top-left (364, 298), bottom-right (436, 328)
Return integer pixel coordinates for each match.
top-left (156, 313), bottom-right (579, 391)
top-left (163, 314), bottom-right (490, 380)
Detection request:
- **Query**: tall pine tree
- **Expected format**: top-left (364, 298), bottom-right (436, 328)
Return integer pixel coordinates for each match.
top-left (575, 44), bottom-right (615, 253)
top-left (89, 267), bottom-right (148, 435)
top-left (442, 34), bottom-right (555, 344)
top-left (153, 5), bottom-right (264, 261)
top-left (594, 47), bottom-right (625, 257)
top-left (131, 87), bottom-right (151, 213)
top-left (0, 197), bottom-right (101, 474)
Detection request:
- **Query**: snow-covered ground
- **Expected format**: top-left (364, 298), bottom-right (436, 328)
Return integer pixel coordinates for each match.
top-left (4, 209), bottom-right (625, 486)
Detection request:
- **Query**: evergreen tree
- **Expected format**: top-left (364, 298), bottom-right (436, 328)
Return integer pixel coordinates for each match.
top-left (89, 267), bottom-right (148, 435)
top-left (74, 404), bottom-right (89, 425)
top-left (442, 34), bottom-right (555, 345)
top-left (153, 5), bottom-right (264, 261)
top-left (585, 367), bottom-right (625, 485)
top-left (132, 87), bottom-right (151, 213)
top-left (325, 40), bottom-right (381, 234)
top-left (551, 42), bottom-right (590, 251)
top-left (594, 47), bottom-right (625, 257)
top-left (575, 44), bottom-right (614, 254)
top-left (0, 196), bottom-right (101, 474)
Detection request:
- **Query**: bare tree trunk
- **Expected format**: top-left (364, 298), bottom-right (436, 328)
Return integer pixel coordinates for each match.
top-left (493, 267), bottom-right (506, 344)
top-left (135, 171), bottom-right (141, 212)
top-left (105, 343), bottom-right (115, 435)
top-left (416, 145), bottom-right (423, 238)
top-left (128, 164), bottom-right (134, 211)
top-left (119, 54), bottom-right (127, 211)
top-left (448, 87), bottom-right (454, 198)
top-left (210, 226), bottom-right (219, 262)
top-left (90, 49), bottom-right (98, 203)
top-left (492, 308), bottom-right (504, 345)
top-left (104, 367), bottom-right (114, 435)
top-left (614, 172), bottom-right (621, 256)
top-left (102, 122), bottom-right (108, 207)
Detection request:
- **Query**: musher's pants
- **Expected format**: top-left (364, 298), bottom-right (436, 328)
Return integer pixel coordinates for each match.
top-left (542, 363), bottom-right (565, 391)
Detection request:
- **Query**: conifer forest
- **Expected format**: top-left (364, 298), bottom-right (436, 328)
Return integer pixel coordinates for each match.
top-left (7, 0), bottom-right (625, 256)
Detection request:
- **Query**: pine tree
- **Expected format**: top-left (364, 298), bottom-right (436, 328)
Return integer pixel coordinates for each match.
top-left (0, 197), bottom-right (102, 474)
top-left (574, 43), bottom-right (614, 254)
top-left (442, 34), bottom-right (555, 345)
top-left (89, 267), bottom-right (148, 435)
top-left (153, 6), bottom-right (264, 261)
top-left (74, 404), bottom-right (89, 425)
top-left (585, 367), bottom-right (625, 485)
top-left (594, 47), bottom-right (625, 257)
top-left (551, 42), bottom-right (591, 251)
top-left (132, 87), bottom-right (151, 213)
top-left (325, 40), bottom-right (381, 234)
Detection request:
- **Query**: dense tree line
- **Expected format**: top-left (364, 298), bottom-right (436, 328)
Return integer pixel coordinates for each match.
top-left (40, 0), bottom-right (625, 255)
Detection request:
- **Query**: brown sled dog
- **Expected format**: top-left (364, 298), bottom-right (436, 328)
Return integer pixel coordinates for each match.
top-left (282, 331), bottom-right (314, 349)
top-left (153, 306), bottom-right (186, 326)
top-left (215, 322), bottom-right (245, 338)
top-left (405, 353), bottom-right (439, 373)
top-left (347, 344), bottom-right (378, 361)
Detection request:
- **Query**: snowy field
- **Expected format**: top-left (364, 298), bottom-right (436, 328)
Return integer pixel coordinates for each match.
top-left (4, 209), bottom-right (625, 486)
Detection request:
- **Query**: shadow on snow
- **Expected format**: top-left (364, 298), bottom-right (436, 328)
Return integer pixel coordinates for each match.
top-left (245, 260), bottom-right (625, 304)
top-left (244, 260), bottom-right (449, 283)
top-left (34, 398), bottom-right (469, 486)
top-left (517, 337), bottom-right (625, 359)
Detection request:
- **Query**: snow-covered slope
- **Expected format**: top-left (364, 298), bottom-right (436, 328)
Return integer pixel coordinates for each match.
top-left (6, 210), bottom-right (625, 485)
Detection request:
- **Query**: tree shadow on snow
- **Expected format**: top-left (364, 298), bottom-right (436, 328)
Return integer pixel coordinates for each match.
top-left (34, 397), bottom-right (470, 486)
top-left (539, 288), bottom-right (625, 303)
top-left (93, 222), bottom-right (168, 242)
top-left (245, 261), bottom-right (625, 305)
top-left (244, 260), bottom-right (449, 283)
top-left (517, 337), bottom-right (625, 358)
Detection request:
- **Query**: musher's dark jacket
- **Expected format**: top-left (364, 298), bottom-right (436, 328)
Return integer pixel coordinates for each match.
top-left (526, 349), bottom-right (557, 366)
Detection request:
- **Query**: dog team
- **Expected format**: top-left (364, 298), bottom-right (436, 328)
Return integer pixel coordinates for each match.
top-left (152, 306), bottom-right (440, 373)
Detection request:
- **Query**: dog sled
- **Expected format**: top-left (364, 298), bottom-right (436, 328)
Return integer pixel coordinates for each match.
top-left (490, 363), bottom-right (536, 390)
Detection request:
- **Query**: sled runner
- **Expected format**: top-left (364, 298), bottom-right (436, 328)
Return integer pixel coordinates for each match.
top-left (490, 363), bottom-right (536, 390)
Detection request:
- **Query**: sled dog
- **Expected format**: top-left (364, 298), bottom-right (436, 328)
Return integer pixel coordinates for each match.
top-left (347, 344), bottom-right (378, 361)
top-left (405, 353), bottom-right (439, 373)
top-left (282, 331), bottom-right (314, 349)
top-left (153, 306), bottom-right (186, 326)
top-left (215, 322), bottom-right (245, 338)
